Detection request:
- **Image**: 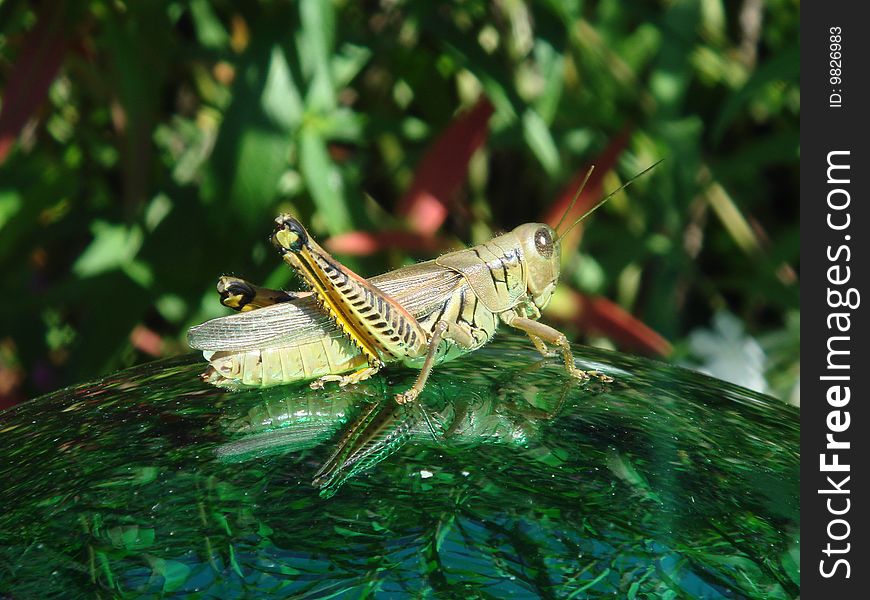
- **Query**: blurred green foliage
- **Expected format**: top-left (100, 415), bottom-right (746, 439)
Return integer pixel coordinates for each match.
top-left (0, 0), bottom-right (799, 404)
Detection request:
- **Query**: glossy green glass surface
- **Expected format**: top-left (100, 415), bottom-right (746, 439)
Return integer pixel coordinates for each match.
top-left (0, 336), bottom-right (799, 598)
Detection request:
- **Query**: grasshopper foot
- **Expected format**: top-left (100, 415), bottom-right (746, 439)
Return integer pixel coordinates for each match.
top-left (394, 389), bottom-right (419, 405)
top-left (567, 367), bottom-right (591, 381)
top-left (588, 370), bottom-right (614, 383)
top-left (567, 368), bottom-right (613, 383)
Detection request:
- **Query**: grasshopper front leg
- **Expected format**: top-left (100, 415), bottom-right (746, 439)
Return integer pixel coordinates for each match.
top-left (527, 333), bottom-right (558, 358)
top-left (502, 313), bottom-right (613, 382)
top-left (510, 302), bottom-right (557, 358)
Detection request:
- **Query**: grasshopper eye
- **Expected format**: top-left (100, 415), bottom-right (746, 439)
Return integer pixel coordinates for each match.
top-left (534, 227), bottom-right (554, 258)
top-left (273, 215), bottom-right (308, 254)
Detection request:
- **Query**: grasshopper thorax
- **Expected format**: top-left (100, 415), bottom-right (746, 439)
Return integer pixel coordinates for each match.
top-left (511, 222), bottom-right (561, 311)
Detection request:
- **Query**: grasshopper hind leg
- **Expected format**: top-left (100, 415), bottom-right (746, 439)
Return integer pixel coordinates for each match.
top-left (395, 321), bottom-right (475, 405)
top-left (217, 276), bottom-right (309, 311)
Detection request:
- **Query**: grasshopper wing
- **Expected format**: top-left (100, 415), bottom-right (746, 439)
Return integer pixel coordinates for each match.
top-left (188, 296), bottom-right (343, 352)
top-left (188, 260), bottom-right (466, 353)
top-left (369, 260), bottom-right (465, 318)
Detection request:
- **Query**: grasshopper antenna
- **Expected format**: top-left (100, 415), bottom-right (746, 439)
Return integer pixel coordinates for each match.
top-left (556, 159), bottom-right (664, 243)
top-left (555, 166), bottom-right (595, 234)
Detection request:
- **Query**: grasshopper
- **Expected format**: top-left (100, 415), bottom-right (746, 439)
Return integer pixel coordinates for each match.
top-left (188, 164), bottom-right (658, 404)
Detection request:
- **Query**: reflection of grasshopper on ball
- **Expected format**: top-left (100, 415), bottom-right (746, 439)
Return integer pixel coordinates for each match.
top-left (215, 360), bottom-right (590, 494)
top-left (188, 164), bottom-right (661, 403)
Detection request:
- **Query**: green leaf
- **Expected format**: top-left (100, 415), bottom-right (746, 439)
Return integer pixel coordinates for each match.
top-left (261, 45), bottom-right (303, 130)
top-left (73, 221), bottom-right (144, 278)
top-left (532, 39), bottom-right (564, 124)
top-left (332, 43), bottom-right (373, 89)
top-left (204, 39), bottom-right (296, 225)
top-left (228, 127), bottom-right (291, 216)
top-left (522, 108), bottom-right (560, 176)
top-left (298, 127), bottom-right (352, 234)
top-left (299, 0), bottom-right (336, 112)
top-left (0, 190), bottom-right (22, 232)
top-left (156, 294), bottom-right (187, 323)
top-left (321, 108), bottom-right (366, 144)
top-left (144, 193), bottom-right (173, 232)
top-left (712, 42), bottom-right (800, 141)
top-left (189, 0), bottom-right (229, 50)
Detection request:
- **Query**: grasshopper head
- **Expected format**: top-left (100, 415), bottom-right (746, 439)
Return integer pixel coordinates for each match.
top-left (513, 222), bottom-right (561, 311)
